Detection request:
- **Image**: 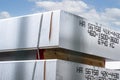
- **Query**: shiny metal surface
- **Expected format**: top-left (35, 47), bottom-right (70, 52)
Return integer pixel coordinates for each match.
top-left (0, 60), bottom-right (35, 80)
top-left (0, 13), bottom-right (42, 51)
top-left (38, 10), bottom-right (120, 60)
top-left (33, 60), bottom-right (44, 80)
top-left (39, 11), bottom-right (60, 47)
top-left (59, 11), bottom-right (120, 60)
top-left (0, 59), bottom-right (120, 80)
top-left (0, 10), bottom-right (120, 60)
top-left (56, 60), bottom-right (120, 80)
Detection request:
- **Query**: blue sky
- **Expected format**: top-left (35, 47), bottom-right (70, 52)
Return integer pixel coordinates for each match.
top-left (0, 0), bottom-right (120, 16)
top-left (0, 0), bottom-right (120, 29)
top-left (84, 0), bottom-right (120, 10)
top-left (0, 0), bottom-right (34, 16)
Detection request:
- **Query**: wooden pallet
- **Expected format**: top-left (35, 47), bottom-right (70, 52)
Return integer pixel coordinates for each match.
top-left (38, 48), bottom-right (105, 67)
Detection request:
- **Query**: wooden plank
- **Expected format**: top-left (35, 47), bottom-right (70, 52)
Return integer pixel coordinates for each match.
top-left (39, 48), bottom-right (105, 67)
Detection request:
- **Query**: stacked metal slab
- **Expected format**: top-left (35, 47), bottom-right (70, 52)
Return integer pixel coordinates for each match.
top-left (0, 10), bottom-right (120, 79)
top-left (0, 10), bottom-right (120, 60)
top-left (0, 59), bottom-right (119, 80)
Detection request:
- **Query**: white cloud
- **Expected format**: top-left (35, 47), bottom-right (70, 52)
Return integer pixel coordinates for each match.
top-left (114, 21), bottom-right (120, 26)
top-left (35, 0), bottom-right (89, 14)
top-left (81, 8), bottom-right (120, 28)
top-left (0, 11), bottom-right (11, 19)
top-left (30, 0), bottom-right (120, 28)
top-left (104, 8), bottom-right (120, 18)
top-left (100, 8), bottom-right (120, 28)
